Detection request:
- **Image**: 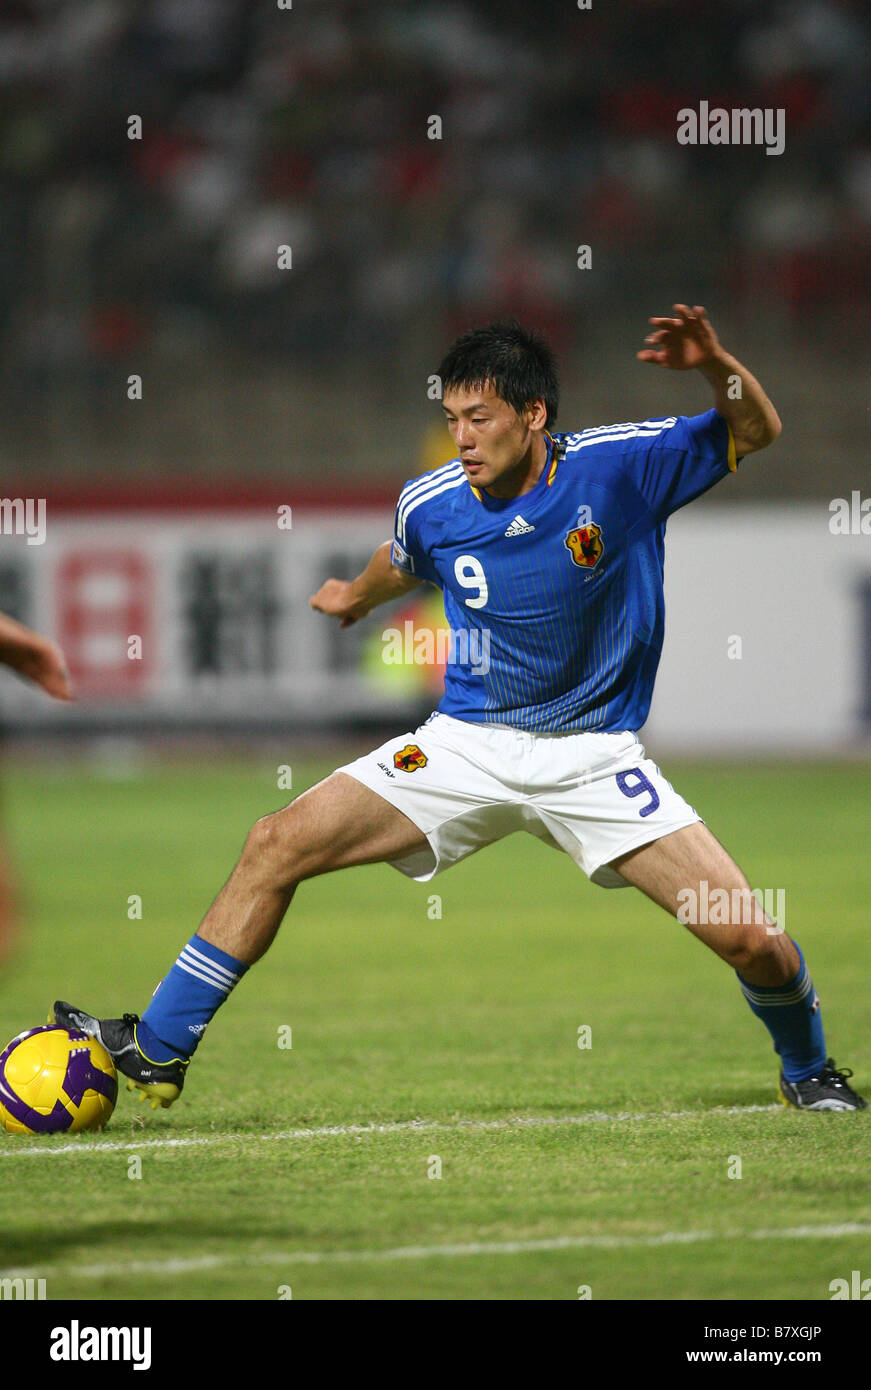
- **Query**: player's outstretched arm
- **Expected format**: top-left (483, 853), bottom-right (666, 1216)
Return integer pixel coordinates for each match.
top-left (310, 540), bottom-right (423, 629)
top-left (0, 611), bottom-right (73, 700)
top-left (637, 303), bottom-right (782, 456)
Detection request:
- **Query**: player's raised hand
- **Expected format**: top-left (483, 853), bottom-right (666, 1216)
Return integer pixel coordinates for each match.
top-left (309, 578), bottom-right (366, 628)
top-left (311, 542), bottom-right (422, 629)
top-left (637, 304), bottom-right (721, 370)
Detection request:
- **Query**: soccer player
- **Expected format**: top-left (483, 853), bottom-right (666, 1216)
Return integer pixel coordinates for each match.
top-left (55, 306), bottom-right (865, 1111)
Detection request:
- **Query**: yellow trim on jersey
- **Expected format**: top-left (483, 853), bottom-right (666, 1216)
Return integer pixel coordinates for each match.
top-left (544, 430), bottom-right (558, 485)
top-left (470, 484), bottom-right (482, 500)
top-left (727, 425), bottom-right (738, 472)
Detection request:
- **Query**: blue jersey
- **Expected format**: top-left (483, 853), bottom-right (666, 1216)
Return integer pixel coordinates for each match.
top-left (391, 409), bottom-right (737, 733)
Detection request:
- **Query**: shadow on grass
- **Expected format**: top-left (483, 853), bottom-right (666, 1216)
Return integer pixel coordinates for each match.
top-left (1, 1214), bottom-right (309, 1272)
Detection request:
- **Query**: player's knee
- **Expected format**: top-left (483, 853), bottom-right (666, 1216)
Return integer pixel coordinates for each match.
top-left (721, 924), bottom-right (784, 977)
top-left (242, 809), bottom-right (322, 887)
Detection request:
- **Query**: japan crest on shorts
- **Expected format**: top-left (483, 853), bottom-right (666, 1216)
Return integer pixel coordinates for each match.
top-left (564, 522), bottom-right (604, 569)
top-left (394, 743), bottom-right (428, 772)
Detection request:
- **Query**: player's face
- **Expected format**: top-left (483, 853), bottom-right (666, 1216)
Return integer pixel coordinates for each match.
top-left (442, 385), bottom-right (545, 495)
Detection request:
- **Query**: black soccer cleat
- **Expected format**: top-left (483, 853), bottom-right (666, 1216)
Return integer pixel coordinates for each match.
top-left (779, 1058), bottom-right (867, 1112)
top-left (51, 1001), bottom-right (188, 1109)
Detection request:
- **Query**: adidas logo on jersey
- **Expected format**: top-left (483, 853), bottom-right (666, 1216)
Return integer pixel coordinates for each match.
top-left (504, 514), bottom-right (535, 537)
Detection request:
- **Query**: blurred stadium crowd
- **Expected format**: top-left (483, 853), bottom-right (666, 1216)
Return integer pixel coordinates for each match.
top-left (1, 0), bottom-right (869, 492)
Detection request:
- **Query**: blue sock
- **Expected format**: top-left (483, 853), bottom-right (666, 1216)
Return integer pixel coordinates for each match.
top-left (737, 942), bottom-right (826, 1083)
top-left (138, 935), bottom-right (248, 1062)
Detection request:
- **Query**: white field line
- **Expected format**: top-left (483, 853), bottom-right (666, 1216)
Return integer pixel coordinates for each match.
top-left (3, 1224), bottom-right (871, 1281)
top-left (0, 1104), bottom-right (780, 1159)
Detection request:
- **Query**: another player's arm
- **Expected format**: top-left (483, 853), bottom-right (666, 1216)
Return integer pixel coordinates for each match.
top-left (637, 303), bottom-right (782, 457)
top-left (0, 610), bottom-right (73, 700)
top-left (310, 541), bottom-right (423, 628)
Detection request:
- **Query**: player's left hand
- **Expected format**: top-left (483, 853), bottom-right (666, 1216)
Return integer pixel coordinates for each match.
top-left (637, 304), bottom-right (721, 370)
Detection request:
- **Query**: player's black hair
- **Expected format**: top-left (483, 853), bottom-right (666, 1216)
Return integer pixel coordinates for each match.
top-left (436, 319), bottom-right (559, 430)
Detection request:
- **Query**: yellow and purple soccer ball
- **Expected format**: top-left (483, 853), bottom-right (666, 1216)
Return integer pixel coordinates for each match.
top-left (0, 1025), bottom-right (117, 1135)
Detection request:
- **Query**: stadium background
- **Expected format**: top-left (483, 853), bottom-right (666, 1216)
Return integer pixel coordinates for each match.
top-left (1, 0), bottom-right (870, 751)
top-left (1, 0), bottom-right (870, 1308)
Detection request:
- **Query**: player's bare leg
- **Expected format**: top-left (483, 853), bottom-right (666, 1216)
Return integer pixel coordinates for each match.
top-left (609, 823), bottom-right (865, 1109)
top-left (196, 772), bottom-right (431, 964)
top-left (609, 821), bottom-right (797, 984)
top-left (54, 773), bottom-right (430, 1106)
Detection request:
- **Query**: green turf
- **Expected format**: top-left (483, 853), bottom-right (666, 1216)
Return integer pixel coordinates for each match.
top-left (0, 755), bottom-right (869, 1301)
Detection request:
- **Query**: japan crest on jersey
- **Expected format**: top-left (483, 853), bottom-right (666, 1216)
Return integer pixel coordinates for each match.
top-left (564, 522), bottom-right (604, 569)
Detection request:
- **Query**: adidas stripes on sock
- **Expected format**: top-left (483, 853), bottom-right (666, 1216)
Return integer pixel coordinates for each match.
top-left (737, 942), bottom-right (826, 1083)
top-left (138, 935), bottom-right (248, 1062)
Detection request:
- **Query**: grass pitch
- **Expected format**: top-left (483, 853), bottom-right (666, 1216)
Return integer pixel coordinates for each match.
top-left (0, 753), bottom-right (869, 1301)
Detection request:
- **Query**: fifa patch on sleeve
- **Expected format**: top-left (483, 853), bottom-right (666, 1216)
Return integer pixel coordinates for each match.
top-left (391, 540), bottom-right (414, 573)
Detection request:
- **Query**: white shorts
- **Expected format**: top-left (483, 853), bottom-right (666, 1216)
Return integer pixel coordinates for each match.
top-left (337, 712), bottom-right (700, 888)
